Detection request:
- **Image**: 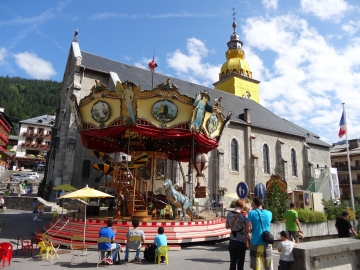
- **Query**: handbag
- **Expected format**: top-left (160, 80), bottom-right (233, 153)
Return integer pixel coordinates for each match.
top-left (255, 210), bottom-right (274, 244)
top-left (230, 212), bottom-right (241, 237)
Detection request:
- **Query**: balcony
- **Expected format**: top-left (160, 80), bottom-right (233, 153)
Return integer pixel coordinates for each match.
top-left (337, 167), bottom-right (348, 171)
top-left (21, 143), bottom-right (49, 149)
top-left (339, 179), bottom-right (360, 185)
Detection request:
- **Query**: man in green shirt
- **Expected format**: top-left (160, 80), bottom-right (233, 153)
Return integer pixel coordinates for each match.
top-left (283, 202), bottom-right (303, 243)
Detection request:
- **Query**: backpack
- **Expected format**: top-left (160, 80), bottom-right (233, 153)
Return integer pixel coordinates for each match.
top-left (144, 244), bottom-right (156, 262)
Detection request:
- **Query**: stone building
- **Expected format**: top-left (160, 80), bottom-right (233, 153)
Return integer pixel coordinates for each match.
top-left (330, 139), bottom-right (360, 199)
top-left (45, 21), bottom-right (331, 203)
top-left (15, 115), bottom-right (54, 170)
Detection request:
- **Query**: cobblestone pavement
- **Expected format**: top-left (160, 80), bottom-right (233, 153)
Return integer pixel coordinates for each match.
top-left (1, 209), bottom-right (280, 270)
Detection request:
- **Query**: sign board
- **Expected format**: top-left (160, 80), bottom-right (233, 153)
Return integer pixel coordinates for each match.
top-left (254, 183), bottom-right (266, 201)
top-left (236, 182), bottom-right (249, 199)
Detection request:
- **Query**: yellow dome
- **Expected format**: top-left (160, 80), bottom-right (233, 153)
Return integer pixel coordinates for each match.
top-left (220, 49), bottom-right (252, 79)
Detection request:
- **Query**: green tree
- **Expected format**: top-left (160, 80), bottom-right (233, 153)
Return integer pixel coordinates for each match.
top-left (321, 199), bottom-right (348, 220)
top-left (265, 180), bottom-right (289, 222)
top-left (0, 76), bottom-right (61, 135)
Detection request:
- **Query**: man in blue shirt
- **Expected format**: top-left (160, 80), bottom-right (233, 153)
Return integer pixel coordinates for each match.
top-left (153, 226), bottom-right (167, 263)
top-left (98, 218), bottom-right (121, 265)
top-left (246, 197), bottom-right (273, 270)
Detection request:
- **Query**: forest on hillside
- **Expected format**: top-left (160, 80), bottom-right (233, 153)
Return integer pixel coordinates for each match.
top-left (0, 76), bottom-right (61, 134)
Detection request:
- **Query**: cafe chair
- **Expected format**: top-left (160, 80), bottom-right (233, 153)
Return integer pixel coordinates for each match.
top-left (37, 234), bottom-right (60, 261)
top-left (97, 237), bottom-right (113, 267)
top-left (155, 246), bottom-right (170, 265)
top-left (51, 211), bottom-right (59, 220)
top-left (20, 237), bottom-right (36, 255)
top-left (0, 242), bottom-right (13, 268)
top-left (126, 235), bottom-right (142, 264)
top-left (70, 235), bottom-right (88, 263)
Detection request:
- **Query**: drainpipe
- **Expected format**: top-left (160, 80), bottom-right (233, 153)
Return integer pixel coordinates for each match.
top-left (244, 108), bottom-right (252, 190)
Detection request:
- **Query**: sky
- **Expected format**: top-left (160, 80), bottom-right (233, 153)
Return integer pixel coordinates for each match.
top-left (0, 0), bottom-right (359, 145)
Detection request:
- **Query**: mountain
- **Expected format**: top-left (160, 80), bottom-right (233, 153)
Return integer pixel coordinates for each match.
top-left (0, 76), bottom-right (61, 134)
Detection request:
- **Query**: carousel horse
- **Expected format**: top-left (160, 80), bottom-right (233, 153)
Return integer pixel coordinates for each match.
top-left (163, 179), bottom-right (203, 221)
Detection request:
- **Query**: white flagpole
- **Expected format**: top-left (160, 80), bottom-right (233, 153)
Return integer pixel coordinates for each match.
top-left (342, 103), bottom-right (355, 210)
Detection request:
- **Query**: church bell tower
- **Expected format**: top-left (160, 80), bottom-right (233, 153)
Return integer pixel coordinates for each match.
top-left (213, 18), bottom-right (260, 103)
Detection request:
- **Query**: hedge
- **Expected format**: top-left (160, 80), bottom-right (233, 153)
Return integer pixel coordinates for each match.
top-left (296, 209), bottom-right (327, 223)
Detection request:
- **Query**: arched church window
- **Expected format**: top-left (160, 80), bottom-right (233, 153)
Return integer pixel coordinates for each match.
top-left (263, 144), bottom-right (270, 174)
top-left (231, 139), bottom-right (239, 171)
top-left (291, 148), bottom-right (297, 176)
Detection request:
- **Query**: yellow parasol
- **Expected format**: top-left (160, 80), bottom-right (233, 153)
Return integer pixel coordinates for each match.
top-left (225, 192), bottom-right (240, 199)
top-left (53, 184), bottom-right (77, 191)
top-left (59, 185), bottom-right (114, 241)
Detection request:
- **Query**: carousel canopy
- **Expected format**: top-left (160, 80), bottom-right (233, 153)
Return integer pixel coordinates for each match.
top-left (69, 79), bottom-right (231, 161)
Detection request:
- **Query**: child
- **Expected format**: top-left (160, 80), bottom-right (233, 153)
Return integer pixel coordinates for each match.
top-left (37, 202), bottom-right (44, 221)
top-left (153, 226), bottom-right (168, 263)
top-left (278, 230), bottom-right (297, 270)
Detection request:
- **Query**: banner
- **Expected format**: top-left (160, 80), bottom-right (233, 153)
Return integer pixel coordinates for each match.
top-left (329, 168), bottom-right (340, 200)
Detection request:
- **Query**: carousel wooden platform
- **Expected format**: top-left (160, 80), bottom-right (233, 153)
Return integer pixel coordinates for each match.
top-left (35, 210), bottom-right (230, 250)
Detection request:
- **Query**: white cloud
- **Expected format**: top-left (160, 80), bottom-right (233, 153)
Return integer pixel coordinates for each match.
top-left (242, 15), bottom-right (360, 143)
top-left (342, 20), bottom-right (360, 36)
top-left (14, 52), bottom-right (56, 79)
top-left (300, 0), bottom-right (349, 20)
top-left (166, 38), bottom-right (220, 87)
top-left (0, 47), bottom-right (6, 64)
top-left (262, 0), bottom-right (278, 10)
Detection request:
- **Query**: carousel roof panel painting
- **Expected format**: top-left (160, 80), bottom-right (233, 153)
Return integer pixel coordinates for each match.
top-left (71, 73), bottom-right (231, 161)
top-left (80, 51), bottom-right (330, 148)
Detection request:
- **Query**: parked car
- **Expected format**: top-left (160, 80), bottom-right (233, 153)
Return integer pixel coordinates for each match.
top-left (11, 173), bottom-right (23, 181)
top-left (25, 172), bottom-right (39, 179)
top-left (22, 177), bottom-right (34, 182)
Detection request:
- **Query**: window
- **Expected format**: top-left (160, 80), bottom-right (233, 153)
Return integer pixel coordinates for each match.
top-left (231, 139), bottom-right (238, 171)
top-left (291, 148), bottom-right (297, 176)
top-left (36, 139), bottom-right (43, 145)
top-left (263, 144), bottom-right (270, 174)
top-left (82, 160), bottom-right (91, 178)
top-left (26, 149), bottom-right (40, 156)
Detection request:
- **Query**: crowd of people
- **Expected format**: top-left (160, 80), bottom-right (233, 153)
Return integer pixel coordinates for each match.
top-left (226, 198), bottom-right (358, 270)
top-left (17, 179), bottom-right (33, 196)
top-left (97, 218), bottom-right (167, 265)
top-left (226, 198), bottom-right (302, 270)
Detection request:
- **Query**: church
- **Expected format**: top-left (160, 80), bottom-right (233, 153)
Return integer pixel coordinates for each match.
top-left (44, 19), bottom-right (331, 204)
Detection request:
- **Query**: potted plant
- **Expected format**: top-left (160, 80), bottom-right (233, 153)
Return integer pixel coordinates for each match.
top-left (218, 187), bottom-right (228, 198)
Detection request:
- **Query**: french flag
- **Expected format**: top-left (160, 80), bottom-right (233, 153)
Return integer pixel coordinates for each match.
top-left (339, 110), bottom-right (346, 138)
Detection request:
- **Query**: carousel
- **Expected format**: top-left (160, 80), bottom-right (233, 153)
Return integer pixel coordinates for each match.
top-left (41, 77), bottom-right (232, 249)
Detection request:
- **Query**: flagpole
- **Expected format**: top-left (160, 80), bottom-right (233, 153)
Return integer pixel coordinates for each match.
top-left (343, 103), bottom-right (355, 210)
